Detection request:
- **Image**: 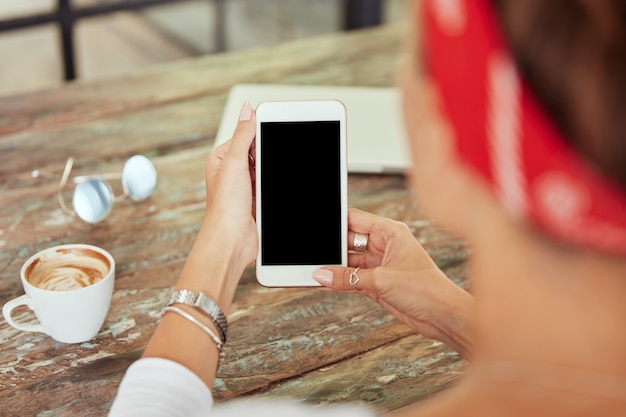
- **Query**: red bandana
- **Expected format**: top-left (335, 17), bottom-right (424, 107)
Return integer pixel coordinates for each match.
top-left (423, 0), bottom-right (626, 255)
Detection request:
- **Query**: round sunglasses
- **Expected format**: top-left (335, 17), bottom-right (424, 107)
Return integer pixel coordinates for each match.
top-left (33, 155), bottom-right (157, 223)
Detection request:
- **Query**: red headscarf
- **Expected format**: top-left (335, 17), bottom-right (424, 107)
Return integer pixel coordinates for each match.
top-left (423, 0), bottom-right (626, 255)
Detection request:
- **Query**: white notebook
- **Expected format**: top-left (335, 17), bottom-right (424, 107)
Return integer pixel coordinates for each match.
top-left (214, 84), bottom-right (410, 174)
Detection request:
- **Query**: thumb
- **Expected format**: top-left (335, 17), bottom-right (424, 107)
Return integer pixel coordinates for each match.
top-left (227, 102), bottom-right (256, 158)
top-left (312, 266), bottom-right (375, 292)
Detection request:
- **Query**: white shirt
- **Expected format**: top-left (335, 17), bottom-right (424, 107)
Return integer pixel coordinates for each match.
top-left (109, 358), bottom-right (378, 417)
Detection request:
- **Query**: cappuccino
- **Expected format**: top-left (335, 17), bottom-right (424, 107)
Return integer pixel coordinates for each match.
top-left (25, 247), bottom-right (110, 291)
top-left (3, 244), bottom-right (115, 343)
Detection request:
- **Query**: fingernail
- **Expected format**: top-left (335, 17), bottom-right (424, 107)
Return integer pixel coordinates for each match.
top-left (312, 268), bottom-right (333, 286)
top-left (239, 102), bottom-right (252, 121)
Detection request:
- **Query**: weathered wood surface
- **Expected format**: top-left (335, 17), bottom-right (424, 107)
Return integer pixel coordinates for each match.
top-left (0, 24), bottom-right (469, 417)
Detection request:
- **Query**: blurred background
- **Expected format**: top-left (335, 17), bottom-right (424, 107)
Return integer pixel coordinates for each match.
top-left (0, 0), bottom-right (409, 96)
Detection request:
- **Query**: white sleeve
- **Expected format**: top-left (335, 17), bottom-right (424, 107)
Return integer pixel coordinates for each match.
top-left (109, 358), bottom-right (379, 417)
top-left (108, 357), bottom-right (213, 417)
top-left (210, 400), bottom-right (380, 417)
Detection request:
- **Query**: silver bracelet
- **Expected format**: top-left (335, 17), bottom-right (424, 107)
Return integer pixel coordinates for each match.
top-left (168, 289), bottom-right (228, 343)
top-left (162, 306), bottom-right (223, 351)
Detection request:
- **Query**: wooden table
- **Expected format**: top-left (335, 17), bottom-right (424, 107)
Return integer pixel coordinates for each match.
top-left (0, 24), bottom-right (469, 416)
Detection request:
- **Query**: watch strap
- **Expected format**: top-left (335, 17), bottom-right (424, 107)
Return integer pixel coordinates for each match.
top-left (168, 289), bottom-right (228, 343)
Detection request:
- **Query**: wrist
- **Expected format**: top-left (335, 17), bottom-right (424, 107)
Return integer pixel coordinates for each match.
top-left (176, 220), bottom-right (254, 314)
top-left (425, 279), bottom-right (474, 359)
top-left (201, 212), bottom-right (257, 265)
top-left (168, 289), bottom-right (228, 343)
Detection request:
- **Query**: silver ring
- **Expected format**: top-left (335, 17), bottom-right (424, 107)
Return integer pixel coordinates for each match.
top-left (353, 232), bottom-right (369, 252)
top-left (349, 267), bottom-right (361, 289)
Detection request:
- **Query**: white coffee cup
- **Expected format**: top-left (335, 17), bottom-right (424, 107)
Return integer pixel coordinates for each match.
top-left (2, 244), bottom-right (115, 343)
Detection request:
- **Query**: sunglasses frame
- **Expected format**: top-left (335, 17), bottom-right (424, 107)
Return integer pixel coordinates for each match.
top-left (32, 156), bottom-right (156, 224)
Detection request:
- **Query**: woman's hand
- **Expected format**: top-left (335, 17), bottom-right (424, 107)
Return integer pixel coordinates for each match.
top-left (142, 103), bottom-right (258, 386)
top-left (176, 102), bottom-right (258, 313)
top-left (203, 102), bottom-right (258, 266)
top-left (313, 208), bottom-right (473, 358)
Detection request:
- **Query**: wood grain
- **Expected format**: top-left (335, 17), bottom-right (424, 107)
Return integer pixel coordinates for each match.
top-left (0, 23), bottom-right (470, 417)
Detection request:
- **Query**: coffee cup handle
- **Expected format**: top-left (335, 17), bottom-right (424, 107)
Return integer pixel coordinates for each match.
top-left (2, 294), bottom-right (47, 335)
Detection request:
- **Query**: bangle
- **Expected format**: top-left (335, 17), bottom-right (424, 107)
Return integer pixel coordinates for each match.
top-left (162, 306), bottom-right (223, 351)
top-left (168, 290), bottom-right (228, 343)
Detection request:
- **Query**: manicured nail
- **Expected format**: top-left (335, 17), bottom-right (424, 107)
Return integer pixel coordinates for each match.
top-left (312, 268), bottom-right (333, 286)
top-left (239, 102), bottom-right (252, 121)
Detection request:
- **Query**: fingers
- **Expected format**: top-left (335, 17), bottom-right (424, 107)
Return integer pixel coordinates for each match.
top-left (347, 208), bottom-right (383, 234)
top-left (206, 139), bottom-right (231, 178)
top-left (206, 102), bottom-right (256, 179)
top-left (248, 137), bottom-right (256, 169)
top-left (312, 266), bottom-right (376, 293)
top-left (347, 230), bottom-right (369, 252)
top-left (212, 138), bottom-right (232, 156)
top-left (347, 209), bottom-right (376, 253)
top-left (348, 231), bottom-right (355, 249)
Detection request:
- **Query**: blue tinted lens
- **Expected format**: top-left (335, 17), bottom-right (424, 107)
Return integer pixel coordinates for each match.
top-left (73, 179), bottom-right (113, 223)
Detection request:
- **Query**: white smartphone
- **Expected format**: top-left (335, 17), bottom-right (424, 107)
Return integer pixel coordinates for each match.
top-left (255, 100), bottom-right (348, 287)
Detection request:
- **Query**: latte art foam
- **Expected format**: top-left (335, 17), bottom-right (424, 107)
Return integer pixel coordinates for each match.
top-left (26, 248), bottom-right (110, 291)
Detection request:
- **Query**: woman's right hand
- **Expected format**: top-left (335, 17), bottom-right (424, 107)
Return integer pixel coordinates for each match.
top-left (313, 208), bottom-right (473, 358)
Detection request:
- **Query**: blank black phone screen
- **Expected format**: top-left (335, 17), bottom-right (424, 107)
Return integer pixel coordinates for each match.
top-left (260, 121), bottom-right (342, 265)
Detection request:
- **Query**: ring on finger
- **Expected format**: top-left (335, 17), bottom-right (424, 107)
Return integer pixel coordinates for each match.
top-left (349, 267), bottom-right (361, 289)
top-left (353, 232), bottom-right (369, 253)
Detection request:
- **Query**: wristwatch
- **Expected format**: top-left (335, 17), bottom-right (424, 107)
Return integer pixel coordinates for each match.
top-left (168, 289), bottom-right (228, 343)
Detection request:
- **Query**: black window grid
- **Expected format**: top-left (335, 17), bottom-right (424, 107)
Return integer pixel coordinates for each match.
top-left (0, 0), bottom-right (382, 82)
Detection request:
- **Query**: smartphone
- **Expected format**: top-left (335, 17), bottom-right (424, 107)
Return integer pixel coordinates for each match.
top-left (255, 100), bottom-right (348, 287)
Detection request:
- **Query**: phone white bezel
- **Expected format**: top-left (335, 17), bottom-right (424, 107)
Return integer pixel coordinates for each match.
top-left (255, 100), bottom-right (348, 287)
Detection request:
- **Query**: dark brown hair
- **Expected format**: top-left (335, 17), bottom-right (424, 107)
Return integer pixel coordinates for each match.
top-left (492, 0), bottom-right (626, 188)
